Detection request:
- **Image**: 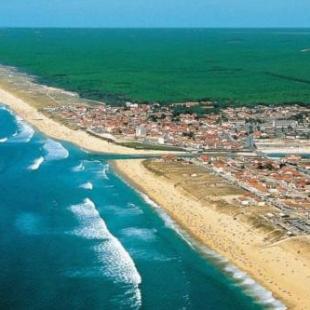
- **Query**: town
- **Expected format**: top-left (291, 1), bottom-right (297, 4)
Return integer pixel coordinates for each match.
top-left (195, 154), bottom-right (310, 235)
top-left (42, 101), bottom-right (310, 237)
top-left (42, 101), bottom-right (310, 152)
top-left (1, 61), bottom-right (309, 239)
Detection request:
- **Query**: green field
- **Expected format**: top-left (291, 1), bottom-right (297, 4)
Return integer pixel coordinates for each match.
top-left (0, 28), bottom-right (310, 106)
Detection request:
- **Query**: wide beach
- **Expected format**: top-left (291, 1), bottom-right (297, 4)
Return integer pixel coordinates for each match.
top-left (0, 86), bottom-right (167, 156)
top-left (113, 159), bottom-right (310, 310)
top-left (1, 75), bottom-right (309, 309)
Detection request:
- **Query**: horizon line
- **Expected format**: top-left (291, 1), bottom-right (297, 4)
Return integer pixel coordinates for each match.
top-left (1, 26), bottom-right (310, 30)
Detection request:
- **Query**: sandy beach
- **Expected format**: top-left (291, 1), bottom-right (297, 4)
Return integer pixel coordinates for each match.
top-left (113, 159), bottom-right (310, 310)
top-left (1, 77), bottom-right (310, 309)
top-left (0, 87), bottom-right (170, 155)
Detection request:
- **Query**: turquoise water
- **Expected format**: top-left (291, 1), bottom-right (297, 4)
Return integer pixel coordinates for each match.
top-left (0, 106), bottom-right (283, 310)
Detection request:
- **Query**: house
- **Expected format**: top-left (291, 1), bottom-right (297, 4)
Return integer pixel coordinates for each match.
top-left (136, 126), bottom-right (147, 138)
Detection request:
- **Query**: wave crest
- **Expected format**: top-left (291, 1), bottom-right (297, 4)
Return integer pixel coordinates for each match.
top-left (43, 139), bottom-right (69, 161)
top-left (79, 182), bottom-right (93, 190)
top-left (28, 157), bottom-right (44, 171)
top-left (10, 117), bottom-right (34, 143)
top-left (72, 161), bottom-right (85, 172)
top-left (69, 198), bottom-right (142, 283)
top-left (69, 198), bottom-right (142, 308)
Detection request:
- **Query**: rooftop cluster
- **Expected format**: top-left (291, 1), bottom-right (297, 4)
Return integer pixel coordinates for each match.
top-left (42, 103), bottom-right (310, 151)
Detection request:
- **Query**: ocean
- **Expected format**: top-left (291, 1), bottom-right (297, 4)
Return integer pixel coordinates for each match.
top-left (0, 28), bottom-right (310, 105)
top-left (0, 105), bottom-right (285, 309)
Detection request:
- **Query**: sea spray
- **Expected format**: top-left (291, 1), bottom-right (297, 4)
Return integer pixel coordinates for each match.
top-left (120, 227), bottom-right (157, 242)
top-left (0, 101), bottom-right (285, 309)
top-left (72, 161), bottom-right (85, 172)
top-left (28, 157), bottom-right (44, 171)
top-left (43, 139), bottom-right (69, 161)
top-left (9, 117), bottom-right (34, 143)
top-left (74, 160), bottom-right (110, 180)
top-left (137, 190), bottom-right (286, 310)
top-left (101, 163), bottom-right (110, 180)
top-left (79, 182), bottom-right (93, 190)
top-left (69, 198), bottom-right (142, 308)
top-left (224, 265), bottom-right (286, 310)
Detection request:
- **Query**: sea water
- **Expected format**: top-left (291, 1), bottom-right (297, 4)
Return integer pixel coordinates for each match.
top-left (0, 106), bottom-right (284, 310)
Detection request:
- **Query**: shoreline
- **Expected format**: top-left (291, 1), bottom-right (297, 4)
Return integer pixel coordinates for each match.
top-left (113, 159), bottom-right (310, 310)
top-left (112, 162), bottom-right (287, 309)
top-left (0, 86), bottom-right (171, 156)
top-left (1, 74), bottom-right (310, 309)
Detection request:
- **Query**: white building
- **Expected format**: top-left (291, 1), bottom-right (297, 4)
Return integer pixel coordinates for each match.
top-left (136, 126), bottom-right (147, 138)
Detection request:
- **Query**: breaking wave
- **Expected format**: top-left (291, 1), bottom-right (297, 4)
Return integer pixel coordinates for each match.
top-left (106, 203), bottom-right (144, 217)
top-left (72, 161), bottom-right (85, 172)
top-left (224, 265), bottom-right (286, 310)
top-left (0, 137), bottom-right (8, 143)
top-left (69, 198), bottom-right (142, 308)
top-left (10, 117), bottom-right (34, 143)
top-left (140, 193), bottom-right (184, 234)
top-left (101, 164), bottom-right (110, 179)
top-left (74, 160), bottom-right (110, 180)
top-left (43, 139), bottom-right (69, 161)
top-left (121, 227), bottom-right (157, 242)
top-left (79, 182), bottom-right (93, 190)
top-left (139, 191), bottom-right (286, 309)
top-left (28, 157), bottom-right (44, 171)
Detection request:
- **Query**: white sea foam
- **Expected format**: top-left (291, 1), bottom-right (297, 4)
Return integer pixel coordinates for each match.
top-left (9, 118), bottom-right (34, 143)
top-left (43, 139), bottom-right (69, 161)
top-left (72, 161), bottom-right (85, 172)
top-left (121, 227), bottom-right (157, 242)
top-left (79, 182), bottom-right (93, 190)
top-left (101, 164), bottom-right (110, 179)
top-left (103, 185), bottom-right (115, 189)
top-left (76, 160), bottom-right (110, 180)
top-left (138, 191), bottom-right (286, 310)
top-left (224, 265), bottom-right (286, 309)
top-left (301, 48), bottom-right (310, 53)
top-left (0, 137), bottom-right (8, 143)
top-left (106, 203), bottom-right (144, 217)
top-left (69, 198), bottom-right (142, 307)
top-left (140, 192), bottom-right (190, 243)
top-left (0, 106), bottom-right (10, 112)
top-left (28, 156), bottom-right (44, 171)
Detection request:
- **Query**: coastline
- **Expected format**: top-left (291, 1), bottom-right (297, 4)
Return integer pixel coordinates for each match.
top-left (0, 86), bottom-right (170, 156)
top-left (1, 70), bottom-right (310, 309)
top-left (113, 159), bottom-right (310, 310)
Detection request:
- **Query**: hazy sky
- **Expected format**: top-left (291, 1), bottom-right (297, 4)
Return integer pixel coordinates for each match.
top-left (1, 0), bottom-right (310, 28)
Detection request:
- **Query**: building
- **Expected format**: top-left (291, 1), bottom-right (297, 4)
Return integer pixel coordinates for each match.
top-left (136, 125), bottom-right (147, 138)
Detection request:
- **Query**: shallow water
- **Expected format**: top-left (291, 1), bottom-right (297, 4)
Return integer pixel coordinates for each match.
top-left (0, 106), bottom-right (284, 309)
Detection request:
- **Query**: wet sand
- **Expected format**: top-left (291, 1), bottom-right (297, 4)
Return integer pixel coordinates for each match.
top-left (1, 80), bottom-right (310, 309)
top-left (113, 159), bottom-right (310, 310)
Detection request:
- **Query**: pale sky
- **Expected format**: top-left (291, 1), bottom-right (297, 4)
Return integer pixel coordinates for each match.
top-left (0, 0), bottom-right (310, 28)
